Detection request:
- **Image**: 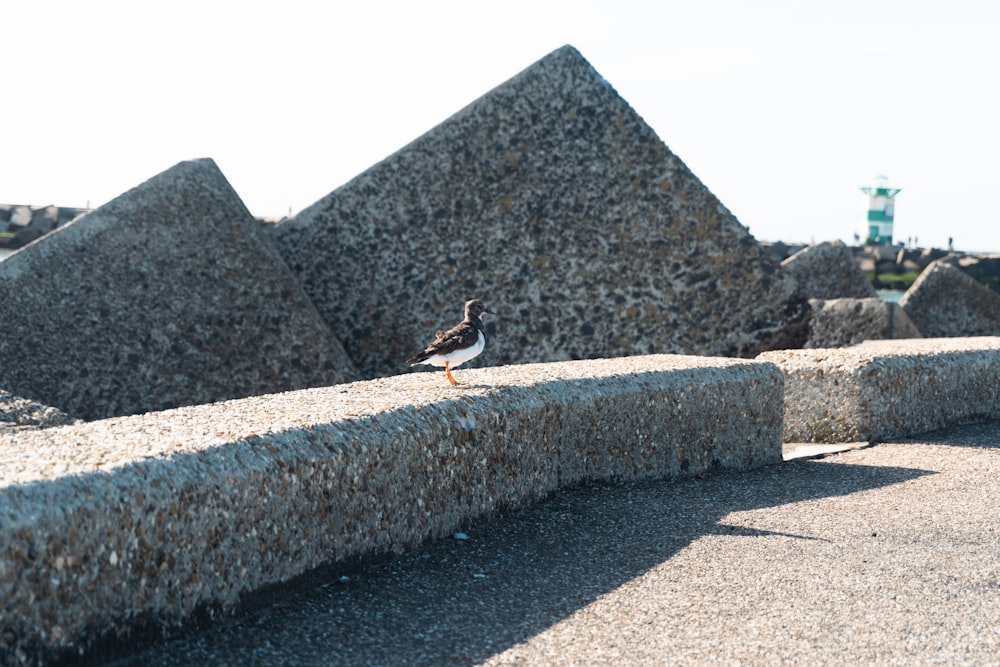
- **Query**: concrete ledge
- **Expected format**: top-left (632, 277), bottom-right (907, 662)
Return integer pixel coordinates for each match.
top-left (759, 337), bottom-right (1000, 443)
top-left (0, 355), bottom-right (782, 664)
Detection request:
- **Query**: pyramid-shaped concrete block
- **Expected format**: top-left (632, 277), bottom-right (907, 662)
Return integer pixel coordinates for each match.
top-left (274, 45), bottom-right (801, 378)
top-left (804, 298), bottom-right (921, 348)
top-left (900, 260), bottom-right (1000, 337)
top-left (0, 159), bottom-right (357, 420)
top-left (781, 241), bottom-right (876, 299)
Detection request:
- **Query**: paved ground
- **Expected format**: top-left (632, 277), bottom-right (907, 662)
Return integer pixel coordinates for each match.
top-left (103, 421), bottom-right (1000, 666)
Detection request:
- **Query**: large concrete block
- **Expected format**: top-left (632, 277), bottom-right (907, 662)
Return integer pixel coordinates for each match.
top-left (804, 297), bottom-right (921, 348)
top-left (0, 354), bottom-right (783, 665)
top-left (759, 337), bottom-right (1000, 442)
top-left (274, 45), bottom-right (802, 379)
top-left (900, 260), bottom-right (1000, 337)
top-left (780, 240), bottom-right (876, 299)
top-left (0, 159), bottom-right (357, 420)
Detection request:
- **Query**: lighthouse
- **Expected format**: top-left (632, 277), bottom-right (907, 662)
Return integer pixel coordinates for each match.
top-left (861, 175), bottom-right (901, 246)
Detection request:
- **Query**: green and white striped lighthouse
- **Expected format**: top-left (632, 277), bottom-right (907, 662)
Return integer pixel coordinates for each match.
top-left (861, 175), bottom-right (901, 246)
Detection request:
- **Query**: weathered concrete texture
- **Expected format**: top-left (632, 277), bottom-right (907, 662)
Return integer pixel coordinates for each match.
top-left (0, 389), bottom-right (78, 432)
top-left (111, 425), bottom-right (1000, 667)
top-left (0, 355), bottom-right (782, 666)
top-left (900, 260), bottom-right (1000, 337)
top-left (804, 297), bottom-right (921, 348)
top-left (780, 240), bottom-right (876, 299)
top-left (273, 45), bottom-right (802, 379)
top-left (759, 337), bottom-right (1000, 443)
top-left (0, 159), bottom-right (357, 421)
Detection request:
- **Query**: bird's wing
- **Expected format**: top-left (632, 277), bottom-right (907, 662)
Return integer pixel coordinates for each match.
top-left (431, 323), bottom-right (480, 355)
top-left (408, 322), bottom-right (478, 363)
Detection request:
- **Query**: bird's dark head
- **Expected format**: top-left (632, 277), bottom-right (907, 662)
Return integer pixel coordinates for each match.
top-left (465, 299), bottom-right (492, 321)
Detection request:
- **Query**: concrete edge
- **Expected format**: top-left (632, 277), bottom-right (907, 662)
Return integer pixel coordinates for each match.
top-left (759, 337), bottom-right (1000, 443)
top-left (0, 355), bottom-right (783, 665)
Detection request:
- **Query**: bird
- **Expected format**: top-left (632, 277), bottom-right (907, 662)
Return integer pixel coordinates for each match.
top-left (407, 299), bottom-right (492, 385)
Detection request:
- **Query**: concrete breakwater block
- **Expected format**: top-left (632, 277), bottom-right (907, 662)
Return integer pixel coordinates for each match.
top-left (900, 260), bottom-right (1000, 337)
top-left (0, 389), bottom-right (78, 432)
top-left (781, 240), bottom-right (876, 299)
top-left (0, 355), bottom-right (782, 664)
top-left (274, 45), bottom-right (802, 379)
top-left (804, 297), bottom-right (921, 348)
top-left (759, 337), bottom-right (1000, 443)
top-left (0, 159), bottom-right (357, 421)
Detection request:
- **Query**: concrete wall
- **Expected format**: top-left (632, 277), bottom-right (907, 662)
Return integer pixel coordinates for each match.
top-left (4, 337), bottom-right (1000, 664)
top-left (760, 337), bottom-right (1000, 443)
top-left (0, 355), bottom-right (782, 665)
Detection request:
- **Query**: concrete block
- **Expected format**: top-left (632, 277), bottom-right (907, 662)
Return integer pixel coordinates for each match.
top-left (0, 389), bottom-right (78, 432)
top-left (0, 355), bottom-right (782, 664)
top-left (900, 260), bottom-right (1000, 337)
top-left (759, 337), bottom-right (1000, 442)
top-left (804, 297), bottom-right (921, 348)
top-left (781, 241), bottom-right (876, 299)
top-left (0, 159), bottom-right (357, 420)
top-left (274, 45), bottom-right (801, 379)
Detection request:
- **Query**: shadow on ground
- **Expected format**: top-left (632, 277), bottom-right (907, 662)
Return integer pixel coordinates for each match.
top-left (900, 420), bottom-right (1000, 449)
top-left (101, 454), bottom-right (933, 667)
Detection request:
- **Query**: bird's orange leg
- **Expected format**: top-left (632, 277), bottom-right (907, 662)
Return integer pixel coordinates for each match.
top-left (445, 361), bottom-right (460, 385)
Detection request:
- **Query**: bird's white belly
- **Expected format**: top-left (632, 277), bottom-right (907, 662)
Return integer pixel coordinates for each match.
top-left (424, 331), bottom-right (485, 368)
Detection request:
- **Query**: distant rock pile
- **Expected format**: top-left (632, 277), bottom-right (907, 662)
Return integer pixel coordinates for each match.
top-left (0, 204), bottom-right (88, 248)
top-left (781, 241), bottom-right (876, 300)
top-left (900, 260), bottom-right (1000, 337)
top-left (777, 239), bottom-right (916, 348)
top-left (805, 298), bottom-right (920, 348)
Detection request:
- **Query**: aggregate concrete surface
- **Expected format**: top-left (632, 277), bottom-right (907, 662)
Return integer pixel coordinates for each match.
top-left (273, 45), bottom-right (803, 379)
top-left (760, 337), bottom-right (1000, 443)
top-left (105, 420), bottom-right (1000, 666)
top-left (0, 356), bottom-right (781, 665)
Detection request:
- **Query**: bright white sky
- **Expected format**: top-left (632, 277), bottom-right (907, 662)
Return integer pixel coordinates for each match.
top-left (4, 0), bottom-right (999, 252)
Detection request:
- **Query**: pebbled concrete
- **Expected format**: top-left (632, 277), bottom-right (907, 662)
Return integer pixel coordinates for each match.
top-left (0, 355), bottom-right (781, 666)
top-left (781, 240), bottom-right (876, 299)
top-left (273, 45), bottom-right (803, 379)
top-left (804, 297), bottom-right (921, 348)
top-left (112, 421), bottom-right (1000, 667)
top-left (759, 337), bottom-right (1000, 443)
top-left (900, 260), bottom-right (1000, 337)
top-left (0, 159), bottom-right (356, 421)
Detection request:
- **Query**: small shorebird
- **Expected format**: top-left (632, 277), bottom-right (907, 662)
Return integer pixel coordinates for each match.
top-left (407, 299), bottom-right (492, 385)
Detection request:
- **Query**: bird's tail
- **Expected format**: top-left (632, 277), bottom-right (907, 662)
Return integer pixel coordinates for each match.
top-left (406, 352), bottom-right (430, 365)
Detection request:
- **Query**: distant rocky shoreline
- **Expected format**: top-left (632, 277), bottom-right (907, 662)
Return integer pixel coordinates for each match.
top-left (763, 240), bottom-right (1000, 293)
top-left (0, 204), bottom-right (89, 249)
